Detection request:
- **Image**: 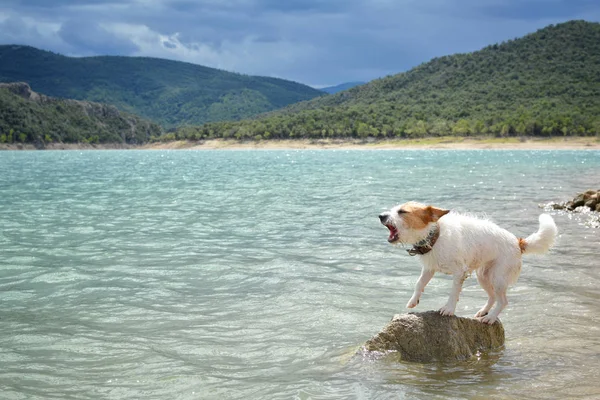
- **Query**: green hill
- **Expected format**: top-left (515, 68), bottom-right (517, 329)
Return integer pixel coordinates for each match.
top-left (0, 46), bottom-right (324, 128)
top-left (0, 82), bottom-right (162, 146)
top-left (175, 20), bottom-right (600, 141)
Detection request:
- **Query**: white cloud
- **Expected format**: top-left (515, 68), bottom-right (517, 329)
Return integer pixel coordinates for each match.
top-left (106, 22), bottom-right (319, 79)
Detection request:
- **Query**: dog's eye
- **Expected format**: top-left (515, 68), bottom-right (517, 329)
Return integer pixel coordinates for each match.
top-left (398, 209), bottom-right (407, 214)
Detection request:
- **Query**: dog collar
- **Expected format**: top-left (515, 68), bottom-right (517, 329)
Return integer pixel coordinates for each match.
top-left (407, 224), bottom-right (440, 256)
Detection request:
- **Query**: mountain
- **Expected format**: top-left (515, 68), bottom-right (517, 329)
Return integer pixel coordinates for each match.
top-left (0, 82), bottom-right (162, 146)
top-left (0, 45), bottom-right (324, 128)
top-left (174, 20), bottom-right (600, 140)
top-left (320, 82), bottom-right (366, 94)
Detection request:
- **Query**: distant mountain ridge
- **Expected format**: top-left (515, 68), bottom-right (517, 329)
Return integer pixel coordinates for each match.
top-left (0, 82), bottom-right (162, 146)
top-left (320, 82), bottom-right (365, 94)
top-left (0, 45), bottom-right (324, 127)
top-left (174, 20), bottom-right (600, 140)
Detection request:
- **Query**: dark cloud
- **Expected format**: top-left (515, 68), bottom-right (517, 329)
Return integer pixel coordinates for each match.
top-left (256, 0), bottom-right (350, 13)
top-left (11, 0), bottom-right (124, 7)
top-left (57, 19), bottom-right (139, 55)
top-left (412, 0), bottom-right (596, 21)
top-left (0, 15), bottom-right (69, 53)
top-left (0, 0), bottom-right (599, 86)
top-left (477, 0), bottom-right (594, 20)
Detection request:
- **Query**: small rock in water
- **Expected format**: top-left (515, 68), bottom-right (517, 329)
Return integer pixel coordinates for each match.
top-left (551, 202), bottom-right (567, 210)
top-left (546, 189), bottom-right (600, 220)
top-left (569, 193), bottom-right (586, 210)
top-left (360, 311), bottom-right (504, 362)
top-left (585, 194), bottom-right (599, 210)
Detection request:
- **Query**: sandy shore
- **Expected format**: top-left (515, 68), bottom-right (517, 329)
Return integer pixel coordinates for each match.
top-left (2, 136), bottom-right (599, 150)
top-left (140, 136), bottom-right (600, 150)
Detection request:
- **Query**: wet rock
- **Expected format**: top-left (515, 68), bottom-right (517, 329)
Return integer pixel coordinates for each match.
top-left (585, 194), bottom-right (599, 209)
top-left (361, 311), bottom-right (505, 362)
top-left (555, 190), bottom-right (600, 213)
top-left (596, 203), bottom-right (600, 213)
top-left (570, 194), bottom-right (586, 209)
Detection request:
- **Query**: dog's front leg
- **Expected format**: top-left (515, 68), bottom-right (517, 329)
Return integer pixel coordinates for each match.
top-left (439, 271), bottom-right (468, 316)
top-left (407, 268), bottom-right (435, 308)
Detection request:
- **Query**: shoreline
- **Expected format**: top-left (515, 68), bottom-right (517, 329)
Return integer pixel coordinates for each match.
top-left (1, 136), bottom-right (599, 150)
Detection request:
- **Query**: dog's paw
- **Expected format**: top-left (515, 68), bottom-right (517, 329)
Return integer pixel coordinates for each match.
top-left (474, 309), bottom-right (489, 318)
top-left (479, 314), bottom-right (497, 325)
top-left (406, 298), bottom-right (419, 309)
top-left (438, 305), bottom-right (455, 316)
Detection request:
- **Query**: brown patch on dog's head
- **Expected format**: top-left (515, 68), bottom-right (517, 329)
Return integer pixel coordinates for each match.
top-left (398, 202), bottom-right (450, 229)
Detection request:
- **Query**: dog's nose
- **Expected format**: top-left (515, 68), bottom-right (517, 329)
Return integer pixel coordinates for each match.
top-left (379, 214), bottom-right (388, 223)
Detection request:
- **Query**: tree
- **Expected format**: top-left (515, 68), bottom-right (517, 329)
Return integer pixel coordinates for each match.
top-left (356, 122), bottom-right (370, 138)
top-left (472, 120), bottom-right (486, 134)
top-left (452, 119), bottom-right (471, 135)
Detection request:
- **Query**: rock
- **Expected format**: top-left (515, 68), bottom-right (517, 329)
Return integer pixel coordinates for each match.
top-left (585, 194), bottom-right (599, 209)
top-left (0, 82), bottom-right (162, 144)
top-left (571, 193), bottom-right (586, 209)
top-left (596, 203), bottom-right (600, 213)
top-left (0, 82), bottom-right (41, 101)
top-left (559, 190), bottom-right (600, 212)
top-left (361, 311), bottom-right (504, 362)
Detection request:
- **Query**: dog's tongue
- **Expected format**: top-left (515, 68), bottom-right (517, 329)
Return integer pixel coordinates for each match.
top-left (386, 225), bottom-right (398, 241)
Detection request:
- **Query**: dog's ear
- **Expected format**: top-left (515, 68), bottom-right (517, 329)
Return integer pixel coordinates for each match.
top-left (428, 206), bottom-right (450, 222)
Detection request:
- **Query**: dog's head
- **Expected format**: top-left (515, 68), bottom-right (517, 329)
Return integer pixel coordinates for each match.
top-left (379, 202), bottom-right (450, 245)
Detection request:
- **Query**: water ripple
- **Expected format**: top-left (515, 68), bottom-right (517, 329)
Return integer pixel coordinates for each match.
top-left (0, 150), bottom-right (599, 399)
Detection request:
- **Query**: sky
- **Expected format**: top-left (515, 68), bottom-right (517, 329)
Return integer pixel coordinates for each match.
top-left (1, 0), bottom-right (599, 88)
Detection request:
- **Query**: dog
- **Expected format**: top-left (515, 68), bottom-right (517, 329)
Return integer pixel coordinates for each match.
top-left (379, 202), bottom-right (557, 324)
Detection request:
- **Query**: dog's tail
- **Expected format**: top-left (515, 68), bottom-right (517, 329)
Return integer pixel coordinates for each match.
top-left (519, 214), bottom-right (558, 255)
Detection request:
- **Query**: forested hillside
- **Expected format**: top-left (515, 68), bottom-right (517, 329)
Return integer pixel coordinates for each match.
top-left (0, 82), bottom-right (162, 146)
top-left (171, 20), bottom-right (600, 141)
top-left (0, 46), bottom-right (324, 127)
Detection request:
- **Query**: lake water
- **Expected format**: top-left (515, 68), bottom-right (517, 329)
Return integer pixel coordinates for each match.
top-left (0, 149), bottom-right (599, 399)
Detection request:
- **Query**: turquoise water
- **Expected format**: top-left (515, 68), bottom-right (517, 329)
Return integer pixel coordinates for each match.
top-left (1, 149), bottom-right (599, 399)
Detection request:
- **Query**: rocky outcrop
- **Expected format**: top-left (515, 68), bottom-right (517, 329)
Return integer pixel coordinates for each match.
top-left (551, 190), bottom-right (600, 212)
top-left (360, 311), bottom-right (505, 362)
top-left (0, 82), bottom-right (163, 145)
top-left (0, 82), bottom-right (43, 101)
top-left (1, 82), bottom-right (120, 116)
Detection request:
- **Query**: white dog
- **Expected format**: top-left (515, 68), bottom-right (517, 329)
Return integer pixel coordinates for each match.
top-left (379, 202), bottom-right (557, 324)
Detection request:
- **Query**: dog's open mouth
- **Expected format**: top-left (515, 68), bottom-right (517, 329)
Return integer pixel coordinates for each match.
top-left (385, 224), bottom-right (399, 243)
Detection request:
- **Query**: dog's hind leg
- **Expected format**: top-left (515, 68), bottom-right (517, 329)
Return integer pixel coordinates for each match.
top-left (480, 267), bottom-right (512, 324)
top-left (480, 258), bottom-right (521, 324)
top-left (475, 265), bottom-right (495, 318)
top-left (439, 271), bottom-right (468, 316)
top-left (480, 288), bottom-right (508, 325)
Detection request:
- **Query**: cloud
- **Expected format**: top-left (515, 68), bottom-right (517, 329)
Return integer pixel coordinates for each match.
top-left (58, 19), bottom-right (139, 55)
top-left (0, 14), bottom-right (64, 51)
top-left (103, 22), bottom-right (319, 80)
top-left (0, 0), bottom-right (599, 86)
